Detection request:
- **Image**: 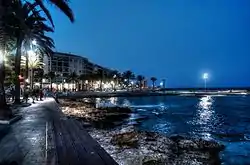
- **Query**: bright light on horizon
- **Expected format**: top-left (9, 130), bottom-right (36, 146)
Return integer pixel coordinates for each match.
top-left (203, 73), bottom-right (208, 80)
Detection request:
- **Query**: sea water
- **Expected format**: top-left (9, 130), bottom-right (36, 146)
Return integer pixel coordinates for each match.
top-left (103, 95), bottom-right (250, 164)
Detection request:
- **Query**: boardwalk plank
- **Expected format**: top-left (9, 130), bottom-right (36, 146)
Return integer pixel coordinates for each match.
top-left (69, 119), bottom-right (118, 165)
top-left (56, 118), bottom-right (81, 165)
top-left (53, 120), bottom-right (70, 165)
top-left (64, 119), bottom-right (106, 165)
top-left (46, 122), bottom-right (58, 165)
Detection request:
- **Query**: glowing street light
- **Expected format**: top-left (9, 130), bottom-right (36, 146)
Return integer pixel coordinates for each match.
top-left (203, 73), bottom-right (208, 91)
top-left (27, 50), bottom-right (37, 63)
top-left (26, 50), bottom-right (39, 89)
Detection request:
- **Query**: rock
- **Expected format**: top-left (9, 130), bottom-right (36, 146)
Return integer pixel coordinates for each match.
top-left (142, 158), bottom-right (165, 165)
top-left (98, 106), bottom-right (132, 113)
top-left (111, 131), bottom-right (139, 148)
top-left (178, 139), bottom-right (199, 150)
top-left (106, 129), bottom-right (225, 165)
top-left (120, 125), bottom-right (135, 133)
top-left (142, 131), bottom-right (159, 141)
top-left (60, 99), bottom-right (132, 128)
top-left (170, 135), bottom-right (225, 151)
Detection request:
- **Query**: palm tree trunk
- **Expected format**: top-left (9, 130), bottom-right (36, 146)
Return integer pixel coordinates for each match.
top-left (14, 35), bottom-right (23, 104)
top-left (30, 68), bottom-right (34, 89)
top-left (100, 79), bottom-right (103, 91)
top-left (0, 49), bottom-right (11, 119)
top-left (81, 80), bottom-right (83, 90)
top-left (24, 51), bottom-right (28, 89)
top-left (50, 78), bottom-right (52, 91)
top-left (0, 2), bottom-right (11, 119)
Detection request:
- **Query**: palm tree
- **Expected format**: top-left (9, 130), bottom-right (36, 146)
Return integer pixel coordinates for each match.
top-left (96, 69), bottom-right (105, 91)
top-left (2, 1), bottom-right (55, 103)
top-left (0, 49), bottom-right (10, 119)
top-left (3, 40), bottom-right (16, 87)
top-left (0, 0), bottom-right (16, 118)
top-left (21, 50), bottom-right (44, 89)
top-left (122, 70), bottom-right (135, 89)
top-left (109, 70), bottom-right (119, 90)
top-left (47, 71), bottom-right (56, 91)
top-left (150, 77), bottom-right (157, 90)
top-left (88, 73), bottom-right (96, 89)
top-left (34, 0), bottom-right (74, 26)
top-left (67, 72), bottom-right (78, 91)
top-left (79, 74), bottom-right (89, 90)
top-left (0, 0), bottom-right (71, 117)
top-left (137, 75), bottom-right (144, 90)
top-left (33, 69), bottom-right (44, 89)
top-left (116, 72), bottom-right (124, 87)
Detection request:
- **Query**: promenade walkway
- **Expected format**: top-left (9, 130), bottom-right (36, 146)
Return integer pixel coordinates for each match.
top-left (0, 98), bottom-right (118, 165)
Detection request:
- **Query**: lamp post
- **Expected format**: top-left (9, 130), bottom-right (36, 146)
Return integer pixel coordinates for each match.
top-left (203, 73), bottom-right (208, 92)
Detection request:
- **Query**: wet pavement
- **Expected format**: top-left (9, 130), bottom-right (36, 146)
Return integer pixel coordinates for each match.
top-left (0, 98), bottom-right (58, 165)
top-left (0, 98), bottom-right (118, 165)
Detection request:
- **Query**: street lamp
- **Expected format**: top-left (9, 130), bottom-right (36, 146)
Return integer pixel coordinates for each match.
top-left (203, 73), bottom-right (208, 91)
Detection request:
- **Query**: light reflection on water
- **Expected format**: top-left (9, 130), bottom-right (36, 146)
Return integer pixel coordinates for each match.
top-left (95, 96), bottom-right (250, 164)
top-left (196, 96), bottom-right (214, 126)
top-left (189, 96), bottom-right (220, 140)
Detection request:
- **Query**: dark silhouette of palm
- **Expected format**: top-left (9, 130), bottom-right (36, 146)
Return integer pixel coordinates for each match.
top-left (0, 0), bottom-right (74, 117)
top-left (96, 69), bottom-right (106, 91)
top-left (122, 70), bottom-right (134, 88)
top-left (2, 1), bottom-right (55, 103)
top-left (151, 77), bottom-right (157, 90)
top-left (137, 75), bottom-right (144, 90)
top-left (47, 71), bottom-right (56, 90)
top-left (67, 72), bottom-right (78, 90)
top-left (79, 74), bottom-right (89, 90)
top-left (35, 0), bottom-right (74, 25)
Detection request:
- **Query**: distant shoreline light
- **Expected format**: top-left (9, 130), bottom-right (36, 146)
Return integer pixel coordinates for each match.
top-left (203, 73), bottom-right (208, 80)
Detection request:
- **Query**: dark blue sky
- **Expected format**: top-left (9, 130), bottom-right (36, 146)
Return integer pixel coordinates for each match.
top-left (48, 0), bottom-right (250, 88)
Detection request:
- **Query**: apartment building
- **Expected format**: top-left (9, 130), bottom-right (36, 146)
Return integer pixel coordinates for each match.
top-left (43, 52), bottom-right (98, 83)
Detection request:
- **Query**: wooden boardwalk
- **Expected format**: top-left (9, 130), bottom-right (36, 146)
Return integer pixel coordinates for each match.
top-left (46, 118), bottom-right (118, 165)
top-left (0, 99), bottom-right (118, 165)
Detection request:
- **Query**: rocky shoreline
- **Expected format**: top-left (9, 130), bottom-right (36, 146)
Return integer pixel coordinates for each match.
top-left (88, 126), bottom-right (224, 165)
top-left (60, 98), bottom-right (131, 128)
top-left (59, 99), bottom-right (225, 165)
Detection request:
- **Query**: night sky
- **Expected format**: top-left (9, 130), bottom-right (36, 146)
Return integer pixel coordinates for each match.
top-left (48, 0), bottom-right (250, 88)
